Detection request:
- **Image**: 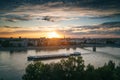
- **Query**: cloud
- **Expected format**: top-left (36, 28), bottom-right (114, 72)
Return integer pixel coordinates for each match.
top-left (0, 26), bottom-right (20, 28)
top-left (41, 16), bottom-right (79, 22)
top-left (0, 0), bottom-right (120, 38)
top-left (101, 21), bottom-right (120, 27)
top-left (0, 14), bottom-right (32, 22)
top-left (0, 25), bottom-right (54, 34)
top-left (55, 21), bottom-right (120, 36)
top-left (0, 0), bottom-right (119, 20)
top-left (0, 25), bottom-right (34, 33)
top-left (1, 21), bottom-right (119, 34)
top-left (0, 21), bottom-right (120, 38)
top-left (41, 16), bottom-right (55, 22)
top-left (1, 0), bottom-right (119, 11)
top-left (90, 13), bottom-right (120, 19)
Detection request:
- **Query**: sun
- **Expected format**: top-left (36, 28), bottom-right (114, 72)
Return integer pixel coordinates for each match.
top-left (47, 32), bottom-right (60, 38)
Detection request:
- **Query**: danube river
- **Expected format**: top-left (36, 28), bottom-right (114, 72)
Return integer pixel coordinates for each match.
top-left (0, 47), bottom-right (120, 80)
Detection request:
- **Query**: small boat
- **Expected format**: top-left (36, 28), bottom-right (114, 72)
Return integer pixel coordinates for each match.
top-left (27, 52), bottom-right (81, 61)
top-left (70, 52), bottom-right (81, 56)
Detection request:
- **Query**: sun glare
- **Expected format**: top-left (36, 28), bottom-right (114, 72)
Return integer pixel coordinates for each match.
top-left (47, 32), bottom-right (60, 38)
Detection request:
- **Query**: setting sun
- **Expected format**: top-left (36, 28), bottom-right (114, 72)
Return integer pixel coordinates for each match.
top-left (47, 32), bottom-right (60, 38)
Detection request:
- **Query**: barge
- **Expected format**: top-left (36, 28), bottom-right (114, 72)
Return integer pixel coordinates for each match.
top-left (27, 52), bottom-right (81, 61)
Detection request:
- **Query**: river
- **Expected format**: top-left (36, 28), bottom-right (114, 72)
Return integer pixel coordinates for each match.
top-left (0, 47), bottom-right (120, 80)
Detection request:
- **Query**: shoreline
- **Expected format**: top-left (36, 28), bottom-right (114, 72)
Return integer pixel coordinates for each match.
top-left (0, 44), bottom-right (120, 51)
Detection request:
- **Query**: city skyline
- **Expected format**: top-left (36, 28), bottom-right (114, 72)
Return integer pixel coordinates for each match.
top-left (0, 0), bottom-right (120, 38)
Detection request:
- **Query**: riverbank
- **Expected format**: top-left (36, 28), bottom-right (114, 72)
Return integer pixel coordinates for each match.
top-left (0, 44), bottom-right (119, 51)
top-left (0, 45), bottom-right (76, 51)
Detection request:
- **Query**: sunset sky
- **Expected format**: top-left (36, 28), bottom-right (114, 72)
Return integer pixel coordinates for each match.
top-left (0, 0), bottom-right (120, 38)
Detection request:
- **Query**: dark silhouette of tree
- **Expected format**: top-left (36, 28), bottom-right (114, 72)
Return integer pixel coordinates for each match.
top-left (114, 64), bottom-right (120, 80)
top-left (96, 60), bottom-right (115, 80)
top-left (22, 56), bottom-right (120, 80)
top-left (84, 64), bottom-right (99, 80)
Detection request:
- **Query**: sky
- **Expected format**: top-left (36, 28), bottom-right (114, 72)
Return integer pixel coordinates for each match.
top-left (0, 0), bottom-right (120, 38)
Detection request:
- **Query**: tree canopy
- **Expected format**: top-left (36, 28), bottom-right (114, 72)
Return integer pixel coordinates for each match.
top-left (22, 56), bottom-right (120, 80)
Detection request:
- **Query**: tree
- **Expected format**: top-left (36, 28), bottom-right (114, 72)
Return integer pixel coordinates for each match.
top-left (96, 60), bottom-right (115, 80)
top-left (114, 64), bottom-right (120, 80)
top-left (22, 56), bottom-right (85, 80)
top-left (22, 56), bottom-right (120, 80)
top-left (85, 64), bottom-right (96, 80)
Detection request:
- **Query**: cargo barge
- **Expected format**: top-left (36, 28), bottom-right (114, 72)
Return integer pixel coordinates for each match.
top-left (28, 52), bottom-right (81, 61)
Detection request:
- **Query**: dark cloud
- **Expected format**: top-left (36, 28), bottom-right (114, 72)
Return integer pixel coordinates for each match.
top-left (41, 16), bottom-right (78, 22)
top-left (0, 0), bottom-right (120, 22)
top-left (0, 25), bottom-right (20, 28)
top-left (72, 21), bottom-right (120, 29)
top-left (62, 21), bottom-right (120, 35)
top-left (90, 13), bottom-right (120, 19)
top-left (0, 0), bottom-right (22, 12)
top-left (0, 14), bottom-right (32, 22)
top-left (98, 21), bottom-right (120, 29)
top-left (0, 0), bottom-right (120, 12)
top-left (101, 21), bottom-right (120, 26)
top-left (42, 16), bottom-right (55, 22)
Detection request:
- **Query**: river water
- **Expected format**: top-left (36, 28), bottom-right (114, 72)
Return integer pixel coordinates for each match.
top-left (0, 47), bottom-right (120, 80)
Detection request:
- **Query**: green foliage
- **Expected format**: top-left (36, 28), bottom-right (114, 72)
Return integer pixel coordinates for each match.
top-left (96, 61), bottom-right (115, 80)
top-left (114, 65), bottom-right (120, 80)
top-left (85, 64), bottom-right (98, 80)
top-left (0, 78), bottom-right (4, 80)
top-left (23, 56), bottom-right (120, 80)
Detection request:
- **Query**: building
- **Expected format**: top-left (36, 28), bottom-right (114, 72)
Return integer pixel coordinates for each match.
top-left (9, 39), bottom-right (28, 47)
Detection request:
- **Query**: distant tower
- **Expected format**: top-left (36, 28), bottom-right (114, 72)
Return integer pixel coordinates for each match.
top-left (19, 36), bottom-right (21, 39)
top-left (10, 37), bottom-right (13, 39)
